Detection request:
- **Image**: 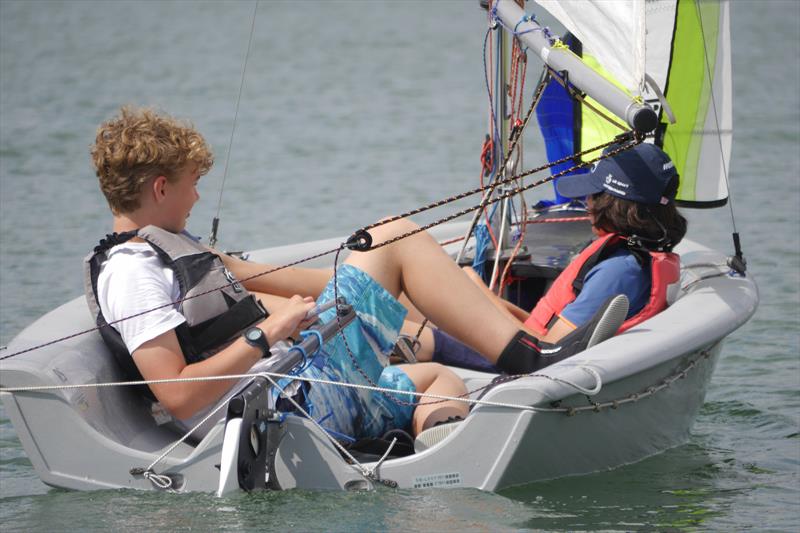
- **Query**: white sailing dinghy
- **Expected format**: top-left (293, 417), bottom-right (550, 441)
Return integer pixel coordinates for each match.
top-left (0, 0), bottom-right (758, 494)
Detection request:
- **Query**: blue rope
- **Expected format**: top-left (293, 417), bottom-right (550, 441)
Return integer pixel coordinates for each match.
top-left (471, 222), bottom-right (491, 277)
top-left (513, 14), bottom-right (536, 37)
top-left (472, 194), bottom-right (499, 277)
top-left (298, 328), bottom-right (326, 369)
top-left (287, 344), bottom-right (309, 374)
top-left (492, 5), bottom-right (551, 42)
top-left (299, 329), bottom-right (324, 355)
top-left (286, 329), bottom-right (326, 375)
top-left (323, 428), bottom-right (356, 444)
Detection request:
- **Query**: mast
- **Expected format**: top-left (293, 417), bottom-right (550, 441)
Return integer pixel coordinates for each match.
top-left (455, 0), bottom-right (529, 289)
top-left (487, 4), bottom-right (525, 290)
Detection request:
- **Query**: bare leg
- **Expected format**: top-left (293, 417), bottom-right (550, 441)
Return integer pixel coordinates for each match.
top-left (396, 363), bottom-right (469, 436)
top-left (344, 219), bottom-right (520, 363)
top-left (398, 293), bottom-right (427, 324)
top-left (461, 266), bottom-right (578, 344)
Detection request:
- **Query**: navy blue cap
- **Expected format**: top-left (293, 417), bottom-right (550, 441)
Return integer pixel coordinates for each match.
top-left (555, 143), bottom-right (678, 205)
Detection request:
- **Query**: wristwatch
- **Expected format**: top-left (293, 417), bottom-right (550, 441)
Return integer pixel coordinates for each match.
top-left (243, 327), bottom-right (270, 359)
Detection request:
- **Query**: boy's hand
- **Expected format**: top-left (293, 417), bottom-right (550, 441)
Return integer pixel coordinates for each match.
top-left (259, 295), bottom-right (316, 342)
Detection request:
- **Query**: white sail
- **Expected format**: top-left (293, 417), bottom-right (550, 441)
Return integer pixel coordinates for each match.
top-left (534, 0), bottom-right (646, 95)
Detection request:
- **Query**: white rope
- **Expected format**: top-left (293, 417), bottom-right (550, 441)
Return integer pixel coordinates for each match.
top-left (1, 349), bottom-right (711, 488)
top-left (138, 378), bottom-right (257, 486)
top-left (143, 471), bottom-right (174, 490)
top-left (369, 437), bottom-right (397, 478)
top-left (0, 366), bottom-right (603, 414)
top-left (545, 367), bottom-right (603, 396)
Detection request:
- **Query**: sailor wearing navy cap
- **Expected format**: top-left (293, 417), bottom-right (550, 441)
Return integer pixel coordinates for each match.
top-left (488, 143), bottom-right (680, 357)
top-left (435, 143), bottom-right (689, 375)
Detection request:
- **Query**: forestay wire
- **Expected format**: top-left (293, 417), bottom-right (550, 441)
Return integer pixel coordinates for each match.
top-left (208, 0), bottom-right (260, 249)
top-left (694, 0), bottom-right (746, 272)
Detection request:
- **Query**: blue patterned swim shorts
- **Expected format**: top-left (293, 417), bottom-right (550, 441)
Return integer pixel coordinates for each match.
top-left (277, 264), bottom-right (417, 440)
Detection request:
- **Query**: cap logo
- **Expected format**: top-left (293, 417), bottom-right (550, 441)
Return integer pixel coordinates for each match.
top-left (602, 174), bottom-right (630, 196)
top-left (663, 161), bottom-right (675, 171)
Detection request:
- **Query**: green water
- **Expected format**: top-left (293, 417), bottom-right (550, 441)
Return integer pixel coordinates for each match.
top-left (1, 1), bottom-right (798, 531)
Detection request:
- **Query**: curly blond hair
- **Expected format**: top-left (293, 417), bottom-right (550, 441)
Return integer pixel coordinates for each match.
top-left (91, 106), bottom-right (214, 214)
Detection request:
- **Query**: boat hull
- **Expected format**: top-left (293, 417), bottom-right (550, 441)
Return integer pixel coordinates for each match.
top-left (0, 223), bottom-right (758, 492)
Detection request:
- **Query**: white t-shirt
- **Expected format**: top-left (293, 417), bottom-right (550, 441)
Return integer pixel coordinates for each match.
top-left (96, 242), bottom-right (186, 354)
top-left (96, 241), bottom-right (280, 436)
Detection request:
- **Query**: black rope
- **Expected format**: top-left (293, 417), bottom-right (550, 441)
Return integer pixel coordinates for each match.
top-left (364, 67), bottom-right (550, 241)
top-left (0, 246), bottom-right (340, 361)
top-left (352, 133), bottom-right (641, 254)
top-left (1, 134), bottom-right (640, 363)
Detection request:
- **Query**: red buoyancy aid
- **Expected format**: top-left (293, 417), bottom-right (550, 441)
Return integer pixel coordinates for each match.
top-left (523, 233), bottom-right (680, 336)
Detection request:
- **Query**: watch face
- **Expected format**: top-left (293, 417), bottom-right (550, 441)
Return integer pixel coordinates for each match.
top-left (246, 328), bottom-right (262, 342)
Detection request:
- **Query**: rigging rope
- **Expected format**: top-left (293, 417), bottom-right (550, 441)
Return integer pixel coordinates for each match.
top-left (321, 127), bottom-right (640, 407)
top-left (473, 15), bottom-right (531, 269)
top-left (489, 30), bottom-right (529, 292)
top-left (326, 131), bottom-right (634, 408)
top-left (452, 64), bottom-right (553, 266)
top-left (0, 134), bottom-right (638, 363)
top-left (0, 365), bottom-right (603, 409)
top-left (356, 135), bottom-right (640, 249)
top-left (0, 364), bottom-right (606, 424)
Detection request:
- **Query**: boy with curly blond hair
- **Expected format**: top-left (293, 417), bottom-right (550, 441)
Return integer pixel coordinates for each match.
top-left (92, 106), bottom-right (214, 215)
top-left (86, 106), bottom-right (476, 440)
